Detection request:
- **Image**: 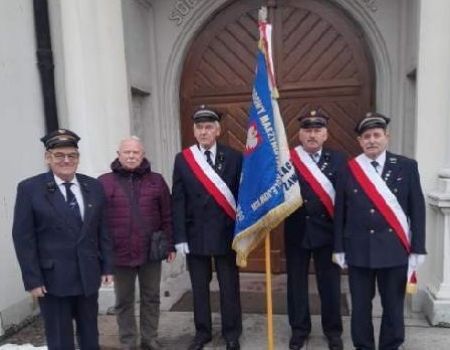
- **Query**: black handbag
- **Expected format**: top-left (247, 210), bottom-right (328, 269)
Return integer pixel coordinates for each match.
top-left (148, 230), bottom-right (169, 261)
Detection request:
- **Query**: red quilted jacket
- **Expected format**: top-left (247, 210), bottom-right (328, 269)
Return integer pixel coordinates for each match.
top-left (98, 158), bottom-right (174, 267)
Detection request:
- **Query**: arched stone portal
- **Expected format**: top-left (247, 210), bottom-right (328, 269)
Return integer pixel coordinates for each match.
top-left (176, 0), bottom-right (376, 272)
top-left (160, 0), bottom-right (393, 271)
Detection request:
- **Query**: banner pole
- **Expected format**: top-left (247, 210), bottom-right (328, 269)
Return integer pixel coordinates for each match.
top-left (265, 233), bottom-right (274, 350)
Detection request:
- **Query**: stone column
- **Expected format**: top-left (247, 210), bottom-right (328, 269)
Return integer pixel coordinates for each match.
top-left (424, 174), bottom-right (450, 325)
top-left (416, 0), bottom-right (450, 325)
top-left (57, 0), bottom-right (131, 175)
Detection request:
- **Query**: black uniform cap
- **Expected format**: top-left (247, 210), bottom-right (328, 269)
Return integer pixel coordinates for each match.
top-left (192, 105), bottom-right (221, 123)
top-left (297, 110), bottom-right (329, 129)
top-left (355, 112), bottom-right (391, 135)
top-left (40, 129), bottom-right (80, 150)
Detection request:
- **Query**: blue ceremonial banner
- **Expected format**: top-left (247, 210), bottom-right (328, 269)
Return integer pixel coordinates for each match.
top-left (232, 24), bottom-right (302, 267)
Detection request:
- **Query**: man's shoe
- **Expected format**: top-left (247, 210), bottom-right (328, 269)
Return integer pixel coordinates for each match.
top-left (187, 336), bottom-right (212, 350)
top-left (289, 337), bottom-right (306, 350)
top-left (141, 338), bottom-right (163, 350)
top-left (327, 336), bottom-right (343, 350)
top-left (226, 340), bottom-right (240, 350)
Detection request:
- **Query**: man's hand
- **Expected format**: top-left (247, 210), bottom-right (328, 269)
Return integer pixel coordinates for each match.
top-left (167, 251), bottom-right (176, 263)
top-left (101, 274), bottom-right (114, 286)
top-left (332, 253), bottom-right (347, 269)
top-left (29, 286), bottom-right (47, 298)
top-left (175, 242), bottom-right (190, 257)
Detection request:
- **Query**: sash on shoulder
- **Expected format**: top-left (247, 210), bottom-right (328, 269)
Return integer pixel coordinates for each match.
top-left (348, 155), bottom-right (410, 251)
top-left (290, 146), bottom-right (335, 217)
top-left (348, 155), bottom-right (417, 294)
top-left (182, 145), bottom-right (236, 220)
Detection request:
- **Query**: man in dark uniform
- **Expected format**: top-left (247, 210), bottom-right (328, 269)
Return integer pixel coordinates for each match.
top-left (333, 113), bottom-right (426, 350)
top-left (12, 129), bottom-right (113, 350)
top-left (172, 107), bottom-right (242, 350)
top-left (286, 110), bottom-right (345, 350)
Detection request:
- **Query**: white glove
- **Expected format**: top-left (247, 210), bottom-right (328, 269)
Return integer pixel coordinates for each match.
top-left (409, 254), bottom-right (426, 268)
top-left (332, 253), bottom-right (347, 269)
top-left (175, 242), bottom-right (190, 257)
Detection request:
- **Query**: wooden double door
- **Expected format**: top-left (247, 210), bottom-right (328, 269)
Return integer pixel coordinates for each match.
top-left (180, 0), bottom-right (375, 272)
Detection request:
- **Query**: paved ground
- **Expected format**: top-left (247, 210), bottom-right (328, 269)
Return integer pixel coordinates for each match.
top-left (1, 273), bottom-right (450, 349)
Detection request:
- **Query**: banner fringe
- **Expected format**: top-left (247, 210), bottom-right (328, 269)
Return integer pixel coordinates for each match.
top-left (233, 196), bottom-right (301, 267)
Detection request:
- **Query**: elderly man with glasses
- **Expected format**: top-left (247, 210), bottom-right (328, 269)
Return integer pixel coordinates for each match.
top-left (12, 129), bottom-right (113, 350)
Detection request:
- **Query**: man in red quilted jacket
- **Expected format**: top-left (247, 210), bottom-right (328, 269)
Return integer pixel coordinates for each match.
top-left (99, 136), bottom-right (176, 350)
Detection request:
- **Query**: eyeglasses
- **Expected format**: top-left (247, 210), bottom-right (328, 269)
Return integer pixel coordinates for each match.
top-left (48, 151), bottom-right (80, 162)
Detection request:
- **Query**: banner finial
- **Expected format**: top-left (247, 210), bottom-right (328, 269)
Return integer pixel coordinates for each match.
top-left (258, 6), bottom-right (268, 22)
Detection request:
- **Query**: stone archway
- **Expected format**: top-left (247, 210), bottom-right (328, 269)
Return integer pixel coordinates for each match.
top-left (177, 0), bottom-right (376, 272)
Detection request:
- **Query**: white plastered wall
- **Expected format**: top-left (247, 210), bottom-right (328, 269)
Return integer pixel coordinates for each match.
top-left (0, 0), bottom-right (47, 335)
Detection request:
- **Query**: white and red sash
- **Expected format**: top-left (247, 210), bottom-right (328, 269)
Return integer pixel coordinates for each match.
top-left (290, 146), bottom-right (335, 217)
top-left (348, 155), bottom-right (410, 251)
top-left (348, 155), bottom-right (417, 293)
top-left (182, 145), bottom-right (236, 219)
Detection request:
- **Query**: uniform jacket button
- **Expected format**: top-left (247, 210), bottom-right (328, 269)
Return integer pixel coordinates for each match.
top-left (370, 209), bottom-right (375, 214)
top-left (369, 229), bottom-right (375, 234)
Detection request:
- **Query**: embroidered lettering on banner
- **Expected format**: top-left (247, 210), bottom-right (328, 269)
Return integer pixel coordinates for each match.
top-left (169, 0), bottom-right (199, 26)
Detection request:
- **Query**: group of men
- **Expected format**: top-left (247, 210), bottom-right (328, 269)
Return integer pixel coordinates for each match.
top-left (285, 110), bottom-right (426, 350)
top-left (12, 105), bottom-right (426, 350)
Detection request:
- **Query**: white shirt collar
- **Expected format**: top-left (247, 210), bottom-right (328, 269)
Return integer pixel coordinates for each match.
top-left (54, 174), bottom-right (79, 187)
top-left (362, 150), bottom-right (386, 172)
top-left (301, 146), bottom-right (322, 160)
top-left (199, 143), bottom-right (217, 159)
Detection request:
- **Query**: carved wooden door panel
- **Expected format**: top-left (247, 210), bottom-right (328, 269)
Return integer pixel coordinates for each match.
top-left (180, 0), bottom-right (374, 272)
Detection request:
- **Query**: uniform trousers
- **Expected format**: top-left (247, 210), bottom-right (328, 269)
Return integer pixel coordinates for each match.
top-left (114, 261), bottom-right (162, 347)
top-left (285, 244), bottom-right (342, 340)
top-left (38, 292), bottom-right (99, 350)
top-left (187, 253), bottom-right (242, 342)
top-left (348, 265), bottom-right (408, 350)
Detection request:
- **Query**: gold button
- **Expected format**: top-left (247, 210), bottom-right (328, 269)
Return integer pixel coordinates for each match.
top-left (369, 229), bottom-right (375, 234)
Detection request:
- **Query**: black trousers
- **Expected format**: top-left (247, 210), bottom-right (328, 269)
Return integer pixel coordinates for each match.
top-left (285, 244), bottom-right (343, 340)
top-left (348, 265), bottom-right (407, 350)
top-left (38, 293), bottom-right (99, 350)
top-left (187, 252), bottom-right (242, 342)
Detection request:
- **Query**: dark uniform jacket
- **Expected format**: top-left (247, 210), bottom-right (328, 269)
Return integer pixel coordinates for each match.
top-left (285, 148), bottom-right (346, 249)
top-left (172, 143), bottom-right (242, 255)
top-left (334, 152), bottom-right (426, 268)
top-left (12, 171), bottom-right (113, 296)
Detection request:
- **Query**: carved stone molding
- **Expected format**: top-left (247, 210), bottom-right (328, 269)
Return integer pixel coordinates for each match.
top-left (359, 0), bottom-right (378, 12)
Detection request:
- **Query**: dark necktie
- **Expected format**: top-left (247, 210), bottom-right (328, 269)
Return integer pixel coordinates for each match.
top-left (310, 152), bottom-right (320, 163)
top-left (63, 182), bottom-right (82, 224)
top-left (371, 160), bottom-right (379, 173)
top-left (205, 150), bottom-right (214, 168)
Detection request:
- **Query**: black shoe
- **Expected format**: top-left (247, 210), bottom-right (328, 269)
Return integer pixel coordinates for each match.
top-left (226, 340), bottom-right (240, 350)
top-left (289, 337), bottom-right (306, 350)
top-left (327, 336), bottom-right (343, 350)
top-left (187, 336), bottom-right (212, 350)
